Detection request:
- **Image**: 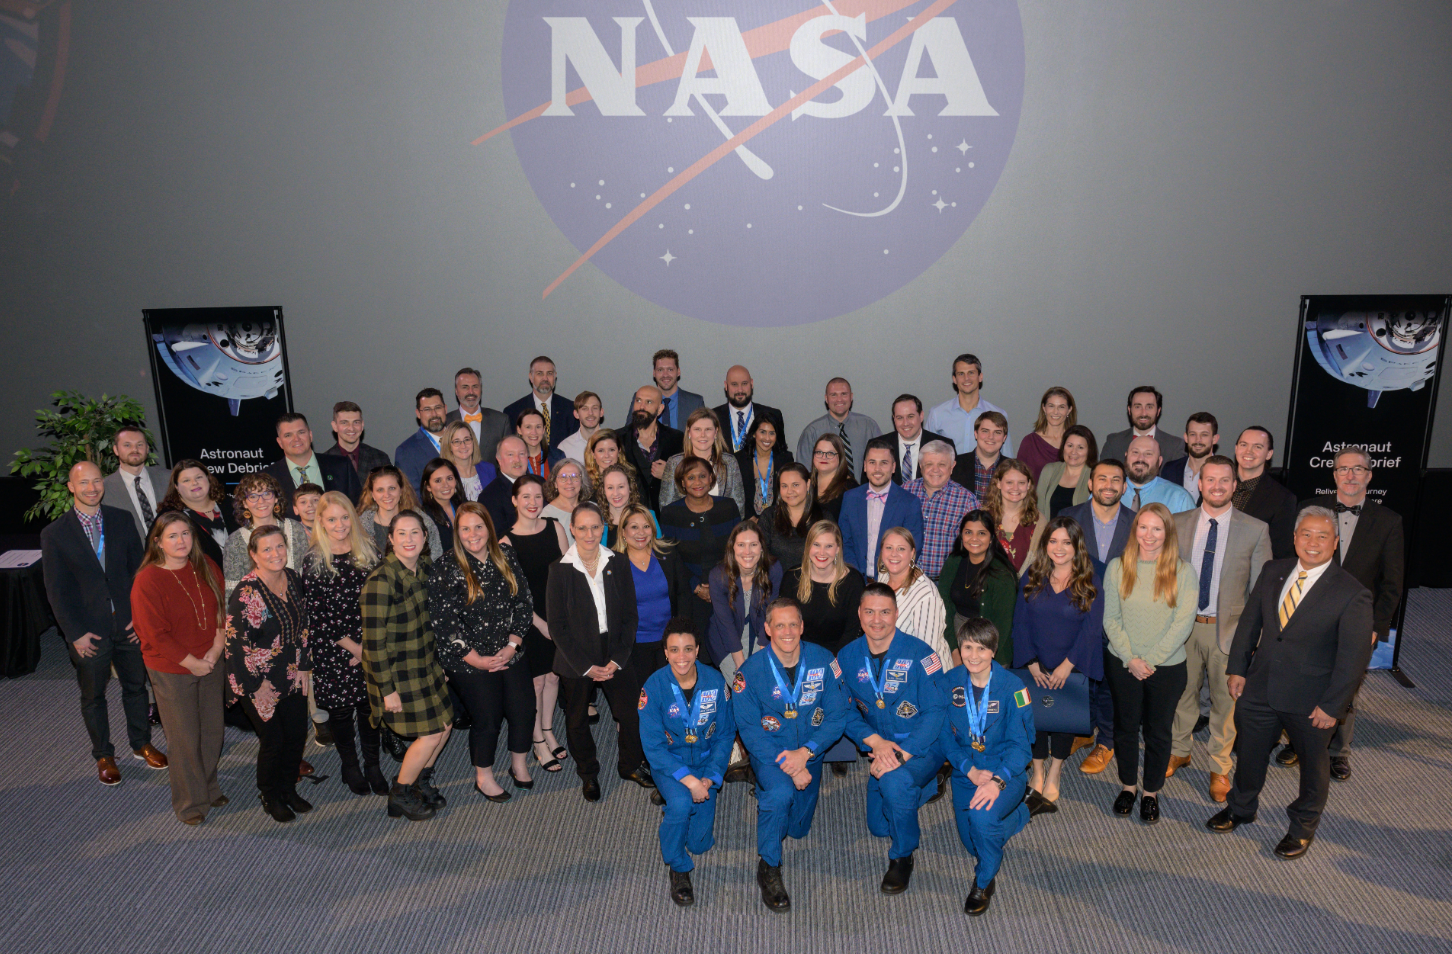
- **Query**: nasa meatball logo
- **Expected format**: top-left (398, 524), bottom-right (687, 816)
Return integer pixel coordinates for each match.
top-left (488, 0), bottom-right (1024, 326)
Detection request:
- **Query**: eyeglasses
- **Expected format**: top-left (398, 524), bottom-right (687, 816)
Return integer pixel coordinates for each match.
top-left (557, 474), bottom-right (581, 482)
top-left (245, 491), bottom-right (275, 501)
top-left (814, 450), bottom-right (839, 459)
top-left (1333, 466), bottom-right (1369, 476)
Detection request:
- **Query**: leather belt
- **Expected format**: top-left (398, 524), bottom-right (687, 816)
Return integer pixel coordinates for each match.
top-left (1195, 614), bottom-right (1216, 625)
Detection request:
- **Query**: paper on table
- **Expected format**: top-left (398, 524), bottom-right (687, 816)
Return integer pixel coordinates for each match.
top-left (0, 550), bottom-right (42, 568)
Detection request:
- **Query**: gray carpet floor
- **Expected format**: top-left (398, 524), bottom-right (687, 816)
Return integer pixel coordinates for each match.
top-left (2, 590), bottom-right (1451, 954)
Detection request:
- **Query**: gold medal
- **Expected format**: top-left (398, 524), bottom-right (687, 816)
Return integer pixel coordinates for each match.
top-left (972, 737), bottom-right (986, 752)
top-left (877, 699), bottom-right (886, 709)
top-left (685, 734), bottom-right (697, 744)
top-left (784, 708), bottom-right (797, 719)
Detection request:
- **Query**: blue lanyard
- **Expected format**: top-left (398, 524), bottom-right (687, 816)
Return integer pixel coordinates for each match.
top-left (731, 406), bottom-right (754, 449)
top-left (964, 670), bottom-right (992, 742)
top-left (863, 654), bottom-right (889, 709)
top-left (669, 672), bottom-right (705, 742)
top-left (93, 516), bottom-right (106, 560)
top-left (767, 652), bottom-right (802, 717)
top-left (756, 452), bottom-right (772, 503)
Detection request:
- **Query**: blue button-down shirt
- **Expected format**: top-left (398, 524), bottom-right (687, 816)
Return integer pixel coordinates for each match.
top-left (924, 395), bottom-right (1014, 457)
top-left (1126, 476), bottom-right (1195, 514)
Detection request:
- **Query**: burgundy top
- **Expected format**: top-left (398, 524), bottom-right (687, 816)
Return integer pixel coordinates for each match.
top-left (131, 559), bottom-right (224, 674)
top-left (1016, 432), bottom-right (1061, 482)
top-left (998, 522), bottom-right (1037, 572)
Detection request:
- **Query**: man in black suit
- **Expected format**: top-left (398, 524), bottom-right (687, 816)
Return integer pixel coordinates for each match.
top-left (40, 462), bottom-right (163, 786)
top-left (1231, 426), bottom-right (1297, 559)
top-left (713, 364), bottom-right (785, 454)
top-left (886, 394), bottom-right (950, 485)
top-left (621, 386), bottom-right (684, 509)
top-left (263, 413), bottom-right (362, 504)
top-left (502, 356), bottom-right (577, 457)
top-left (479, 435), bottom-right (531, 535)
top-left (444, 367), bottom-right (510, 464)
top-left (323, 401), bottom-right (392, 482)
top-left (1158, 412), bottom-right (1218, 506)
top-left (1278, 446), bottom-right (1404, 779)
top-left (1206, 506), bottom-right (1375, 859)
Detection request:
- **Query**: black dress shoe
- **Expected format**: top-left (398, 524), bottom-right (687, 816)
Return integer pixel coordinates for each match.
top-left (474, 781), bottom-right (511, 803)
top-left (1027, 790), bottom-right (1059, 817)
top-left (1275, 744), bottom-right (1298, 767)
top-left (831, 761), bottom-right (849, 777)
top-left (259, 793), bottom-right (296, 823)
top-left (963, 878), bottom-right (996, 916)
top-left (669, 869), bottom-right (695, 907)
top-left (1205, 808), bottom-right (1254, 833)
top-left (926, 763), bottom-right (951, 804)
top-left (1274, 832), bottom-right (1314, 859)
top-left (1113, 791), bottom-right (1136, 815)
top-left (282, 788), bottom-right (314, 814)
top-left (582, 777), bottom-right (601, 802)
top-left (1330, 757), bottom-right (1351, 781)
top-left (757, 859), bottom-right (791, 912)
top-left (620, 764), bottom-right (656, 789)
top-left (651, 788), bottom-right (666, 806)
top-left (511, 772), bottom-right (534, 790)
top-left (148, 703), bottom-right (163, 727)
top-left (880, 853), bottom-right (914, 895)
top-left (1140, 793), bottom-right (1160, 825)
top-left (1194, 713), bottom-right (1210, 733)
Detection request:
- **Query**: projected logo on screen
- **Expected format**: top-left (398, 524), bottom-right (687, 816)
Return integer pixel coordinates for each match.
top-left (482, 0), bottom-right (1023, 327)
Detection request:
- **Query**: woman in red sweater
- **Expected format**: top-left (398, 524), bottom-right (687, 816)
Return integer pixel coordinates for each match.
top-left (131, 511), bottom-right (227, 825)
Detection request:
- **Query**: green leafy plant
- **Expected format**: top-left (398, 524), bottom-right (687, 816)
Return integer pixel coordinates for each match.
top-left (10, 391), bottom-right (157, 523)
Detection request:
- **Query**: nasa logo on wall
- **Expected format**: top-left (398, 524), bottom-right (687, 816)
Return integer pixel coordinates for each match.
top-left (487, 0), bottom-right (1024, 326)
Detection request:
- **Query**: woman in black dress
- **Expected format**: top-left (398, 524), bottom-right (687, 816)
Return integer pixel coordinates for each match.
top-left (499, 473), bottom-right (570, 772)
top-left (755, 463), bottom-right (821, 572)
top-left (658, 458), bottom-right (742, 652)
top-left (808, 433), bottom-right (857, 521)
top-left (301, 492), bottom-right (385, 797)
top-left (734, 417), bottom-right (793, 519)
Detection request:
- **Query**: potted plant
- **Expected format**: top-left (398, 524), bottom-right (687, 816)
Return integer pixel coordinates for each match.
top-left (9, 391), bottom-right (158, 523)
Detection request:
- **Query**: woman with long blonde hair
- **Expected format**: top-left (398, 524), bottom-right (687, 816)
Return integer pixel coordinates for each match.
top-left (438, 420), bottom-right (496, 501)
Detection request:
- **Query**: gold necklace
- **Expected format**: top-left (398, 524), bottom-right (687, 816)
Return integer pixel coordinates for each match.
top-left (166, 565), bottom-right (208, 629)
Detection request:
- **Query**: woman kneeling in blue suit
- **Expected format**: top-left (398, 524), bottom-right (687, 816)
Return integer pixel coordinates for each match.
top-left (942, 616), bottom-right (1034, 916)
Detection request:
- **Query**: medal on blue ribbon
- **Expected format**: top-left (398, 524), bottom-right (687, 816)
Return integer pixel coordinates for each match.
top-left (864, 655), bottom-right (889, 709)
top-left (669, 675), bottom-right (704, 744)
top-left (768, 653), bottom-right (802, 719)
top-left (964, 671), bottom-right (992, 752)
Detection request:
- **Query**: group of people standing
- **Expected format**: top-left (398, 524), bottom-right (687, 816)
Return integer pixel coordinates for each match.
top-left (38, 349), bottom-right (1403, 913)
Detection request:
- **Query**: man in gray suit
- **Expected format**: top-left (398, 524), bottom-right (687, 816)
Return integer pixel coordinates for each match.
top-left (1100, 386), bottom-right (1187, 465)
top-left (1165, 455), bottom-right (1272, 802)
top-left (103, 425), bottom-right (171, 542)
top-left (443, 367), bottom-right (510, 464)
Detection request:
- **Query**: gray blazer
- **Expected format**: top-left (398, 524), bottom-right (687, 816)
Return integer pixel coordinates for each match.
top-left (1101, 428), bottom-right (1187, 465)
top-left (102, 466), bottom-right (172, 542)
top-left (445, 407), bottom-right (511, 465)
top-left (1174, 507), bottom-right (1272, 653)
top-left (658, 453), bottom-right (746, 516)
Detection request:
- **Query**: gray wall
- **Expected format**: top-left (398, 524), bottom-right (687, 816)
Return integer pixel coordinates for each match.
top-left (4, 1), bottom-right (1451, 469)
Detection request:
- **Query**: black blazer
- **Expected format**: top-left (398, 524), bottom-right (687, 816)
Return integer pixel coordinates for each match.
top-left (622, 422), bottom-right (685, 510)
top-left (546, 551), bottom-right (639, 678)
top-left (712, 402), bottom-right (786, 452)
top-left (40, 505), bottom-right (145, 641)
top-left (323, 441), bottom-right (393, 483)
top-left (479, 473), bottom-right (517, 538)
top-left (264, 453), bottom-right (362, 505)
top-left (733, 443), bottom-right (794, 517)
top-left (1298, 498), bottom-right (1404, 635)
top-left (1239, 473), bottom-right (1297, 560)
top-left (1159, 456), bottom-right (1192, 495)
top-left (445, 407), bottom-right (511, 465)
top-left (888, 428), bottom-right (952, 485)
top-left (1227, 558), bottom-right (1374, 719)
top-left (503, 393), bottom-right (578, 456)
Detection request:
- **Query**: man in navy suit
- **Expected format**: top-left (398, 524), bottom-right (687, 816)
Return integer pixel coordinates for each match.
top-left (262, 412), bottom-right (362, 505)
top-left (394, 388), bottom-right (449, 494)
top-left (649, 349), bottom-right (705, 432)
top-left (1060, 458), bottom-right (1136, 775)
top-left (839, 438), bottom-right (925, 577)
top-left (502, 355), bottom-right (577, 457)
top-left (1158, 412), bottom-right (1219, 506)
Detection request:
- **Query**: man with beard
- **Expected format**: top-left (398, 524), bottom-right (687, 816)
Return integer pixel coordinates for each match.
top-left (1160, 412), bottom-right (1219, 505)
top-left (794, 377), bottom-right (882, 477)
top-left (555, 391), bottom-right (605, 463)
top-left (648, 349), bottom-right (704, 431)
top-left (713, 365), bottom-right (786, 454)
top-left (103, 425), bottom-right (170, 542)
top-left (504, 355), bottom-right (578, 456)
top-left (1101, 386), bottom-right (1187, 465)
top-left (1231, 426), bottom-right (1297, 560)
top-left (622, 385), bottom-right (684, 509)
top-left (443, 367), bottom-right (510, 464)
top-left (395, 388), bottom-right (450, 494)
top-left (1123, 435), bottom-right (1195, 514)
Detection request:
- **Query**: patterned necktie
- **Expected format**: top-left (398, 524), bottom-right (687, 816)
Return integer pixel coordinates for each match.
top-left (1278, 571), bottom-right (1308, 627)
top-left (736, 411), bottom-right (746, 450)
top-left (1132, 487), bottom-right (1142, 510)
top-left (838, 422), bottom-right (852, 470)
top-left (540, 405), bottom-right (551, 447)
top-left (134, 474), bottom-right (155, 527)
top-left (1333, 502), bottom-right (1362, 515)
top-left (901, 443), bottom-right (913, 481)
top-left (1198, 518), bottom-right (1217, 613)
top-left (866, 489), bottom-right (888, 502)
top-left (297, 466), bottom-right (308, 488)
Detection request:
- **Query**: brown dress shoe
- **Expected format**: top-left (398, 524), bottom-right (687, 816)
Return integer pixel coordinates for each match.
top-left (298, 759), bottom-right (315, 779)
top-left (1165, 755), bottom-right (1192, 778)
top-left (1079, 744), bottom-right (1113, 775)
top-left (133, 744), bottom-right (169, 769)
top-left (98, 757), bottom-right (122, 785)
top-left (1208, 773), bottom-right (1231, 803)
top-left (1069, 736), bottom-right (1096, 756)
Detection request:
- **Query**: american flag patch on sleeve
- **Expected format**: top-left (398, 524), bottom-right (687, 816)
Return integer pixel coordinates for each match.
top-left (922, 653), bottom-right (942, 675)
top-left (830, 659), bottom-right (842, 679)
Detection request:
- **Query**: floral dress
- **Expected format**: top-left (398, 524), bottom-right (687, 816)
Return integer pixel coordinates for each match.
top-left (225, 568), bottom-right (311, 721)
top-left (300, 552), bottom-right (373, 711)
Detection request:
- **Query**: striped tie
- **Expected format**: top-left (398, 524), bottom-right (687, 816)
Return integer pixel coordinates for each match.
top-left (838, 422), bottom-right (852, 472)
top-left (1278, 571), bottom-right (1308, 628)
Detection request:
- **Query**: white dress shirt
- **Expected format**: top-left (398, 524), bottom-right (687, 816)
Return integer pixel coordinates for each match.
top-left (898, 434), bottom-right (922, 481)
top-left (1278, 558), bottom-right (1333, 609)
top-left (865, 483), bottom-right (890, 570)
top-left (561, 544), bottom-right (615, 634)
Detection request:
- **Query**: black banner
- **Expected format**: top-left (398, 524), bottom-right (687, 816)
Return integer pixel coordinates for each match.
top-left (142, 306), bottom-right (294, 489)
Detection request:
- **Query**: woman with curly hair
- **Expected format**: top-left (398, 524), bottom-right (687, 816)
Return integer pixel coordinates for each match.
top-left (221, 472), bottom-right (310, 594)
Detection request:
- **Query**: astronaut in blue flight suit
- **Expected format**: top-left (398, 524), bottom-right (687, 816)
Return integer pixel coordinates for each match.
top-left (733, 597), bottom-right (849, 913)
top-left (638, 618), bottom-right (736, 907)
top-left (837, 581), bottom-right (949, 895)
top-left (942, 616), bottom-right (1034, 916)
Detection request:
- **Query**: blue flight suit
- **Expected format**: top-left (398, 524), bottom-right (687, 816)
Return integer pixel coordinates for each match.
top-left (838, 631), bottom-right (949, 859)
top-left (639, 665), bottom-right (735, 873)
top-left (732, 642), bottom-right (849, 867)
top-left (942, 661), bottom-right (1033, 889)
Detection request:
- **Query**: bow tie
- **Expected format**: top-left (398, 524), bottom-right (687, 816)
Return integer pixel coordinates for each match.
top-left (1333, 502), bottom-right (1362, 515)
top-left (866, 490), bottom-right (888, 502)
top-left (462, 411), bottom-right (482, 423)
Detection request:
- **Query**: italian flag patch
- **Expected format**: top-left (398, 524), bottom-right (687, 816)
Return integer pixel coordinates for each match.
top-left (1014, 688), bottom-right (1031, 708)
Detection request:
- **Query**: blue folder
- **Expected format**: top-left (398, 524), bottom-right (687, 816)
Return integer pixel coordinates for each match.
top-left (1007, 670), bottom-right (1092, 736)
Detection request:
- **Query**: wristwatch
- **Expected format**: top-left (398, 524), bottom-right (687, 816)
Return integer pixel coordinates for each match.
top-left (990, 775), bottom-right (1006, 791)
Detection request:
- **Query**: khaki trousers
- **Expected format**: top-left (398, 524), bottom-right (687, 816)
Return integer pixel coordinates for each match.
top-left (1170, 620), bottom-right (1235, 775)
top-left (148, 667), bottom-right (226, 822)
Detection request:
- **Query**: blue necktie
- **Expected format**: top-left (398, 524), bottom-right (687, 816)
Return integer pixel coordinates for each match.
top-left (1198, 517), bottom-right (1217, 613)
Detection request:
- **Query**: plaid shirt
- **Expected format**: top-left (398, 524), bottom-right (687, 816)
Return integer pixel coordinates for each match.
top-left (903, 478), bottom-right (980, 580)
top-left (75, 507), bottom-right (105, 555)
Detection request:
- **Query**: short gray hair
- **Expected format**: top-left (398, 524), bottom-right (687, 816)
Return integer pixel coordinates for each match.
top-left (1333, 445), bottom-right (1372, 469)
top-left (921, 440), bottom-right (956, 460)
top-left (1295, 505), bottom-right (1337, 532)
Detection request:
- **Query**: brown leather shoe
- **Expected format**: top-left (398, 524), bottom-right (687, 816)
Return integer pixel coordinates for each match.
top-left (1069, 735), bottom-right (1096, 756)
top-left (133, 744), bottom-right (168, 769)
top-left (1079, 744), bottom-right (1113, 775)
top-left (1209, 773), bottom-right (1231, 803)
top-left (97, 757), bottom-right (122, 786)
top-left (298, 759), bottom-right (315, 780)
top-left (1165, 755), bottom-right (1192, 778)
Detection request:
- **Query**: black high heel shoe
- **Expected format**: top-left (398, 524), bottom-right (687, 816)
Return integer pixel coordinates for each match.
top-left (532, 738), bottom-right (562, 773)
top-left (474, 780), bottom-right (511, 803)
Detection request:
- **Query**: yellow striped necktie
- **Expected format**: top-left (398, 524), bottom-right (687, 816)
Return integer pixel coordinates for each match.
top-left (540, 404), bottom-right (551, 447)
top-left (1278, 571), bottom-right (1308, 628)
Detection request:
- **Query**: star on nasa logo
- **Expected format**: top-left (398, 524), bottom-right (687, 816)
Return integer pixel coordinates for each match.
top-left (489, 0), bottom-right (1024, 326)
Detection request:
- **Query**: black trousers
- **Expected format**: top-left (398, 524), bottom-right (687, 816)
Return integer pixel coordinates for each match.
top-left (69, 629), bottom-right (151, 760)
top-left (1228, 691), bottom-right (1337, 838)
top-left (241, 693), bottom-right (309, 798)
top-left (450, 662), bottom-right (537, 767)
top-left (625, 640), bottom-right (666, 699)
top-left (1105, 653), bottom-right (1186, 792)
top-left (327, 702), bottom-right (380, 767)
top-left (560, 670), bottom-right (645, 780)
top-left (1032, 730), bottom-right (1074, 761)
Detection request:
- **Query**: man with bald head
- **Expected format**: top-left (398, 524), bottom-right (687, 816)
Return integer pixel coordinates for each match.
top-left (1123, 435), bottom-right (1195, 513)
top-left (713, 365), bottom-right (785, 454)
top-left (41, 461), bottom-right (162, 786)
top-left (623, 385), bottom-right (684, 508)
top-left (479, 435), bottom-right (531, 534)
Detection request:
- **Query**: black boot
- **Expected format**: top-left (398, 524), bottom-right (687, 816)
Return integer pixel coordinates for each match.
top-left (927, 762), bottom-right (951, 804)
top-left (416, 767), bottom-right (447, 809)
top-left (880, 853), bottom-right (914, 895)
top-left (357, 719), bottom-right (390, 796)
top-left (669, 869), bottom-right (695, 907)
top-left (332, 710), bottom-right (370, 796)
top-left (756, 858), bottom-right (790, 912)
top-left (387, 779), bottom-right (435, 821)
top-left (282, 787), bottom-right (313, 814)
top-left (259, 792), bottom-right (295, 824)
top-left (963, 878), bottom-right (996, 916)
